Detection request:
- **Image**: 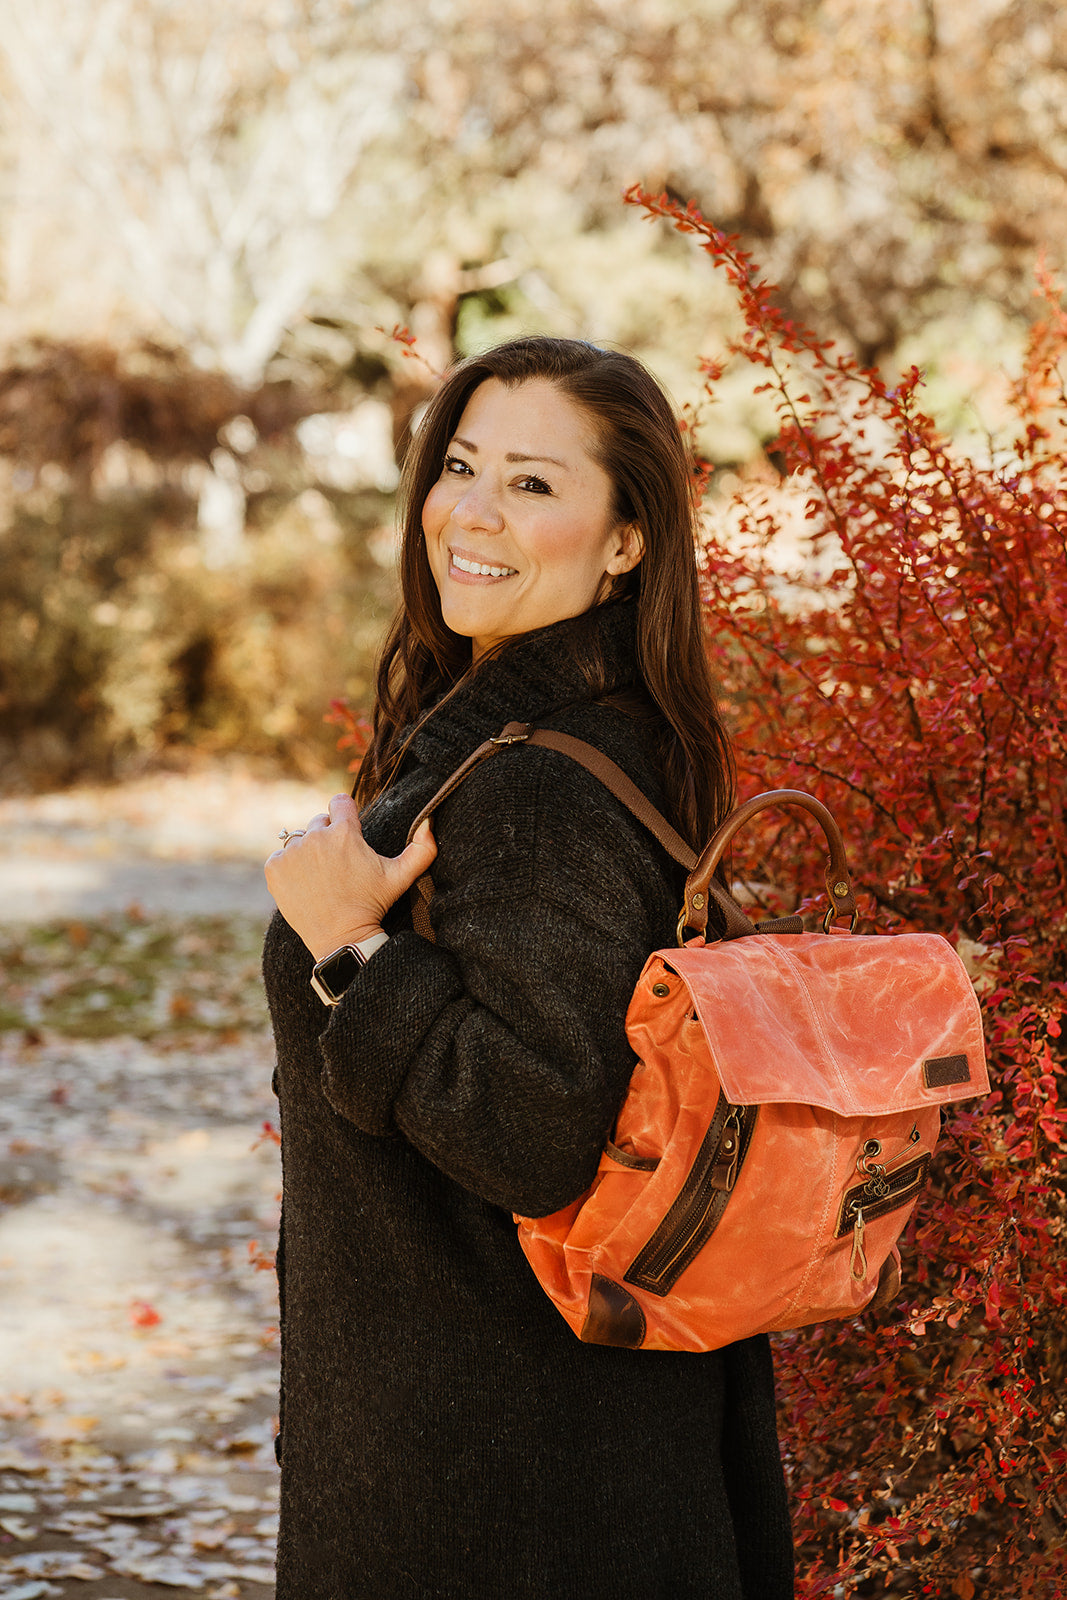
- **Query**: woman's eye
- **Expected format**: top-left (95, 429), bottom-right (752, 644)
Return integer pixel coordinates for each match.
top-left (517, 475), bottom-right (551, 494)
top-left (443, 455), bottom-right (473, 476)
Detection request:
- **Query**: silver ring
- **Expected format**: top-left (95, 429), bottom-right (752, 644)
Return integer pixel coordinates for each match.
top-left (278, 827), bottom-right (306, 848)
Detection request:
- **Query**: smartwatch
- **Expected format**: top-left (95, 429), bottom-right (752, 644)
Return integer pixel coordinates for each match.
top-left (310, 932), bottom-right (390, 1006)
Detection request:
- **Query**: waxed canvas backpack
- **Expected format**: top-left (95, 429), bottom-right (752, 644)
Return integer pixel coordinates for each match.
top-left (409, 722), bottom-right (989, 1353)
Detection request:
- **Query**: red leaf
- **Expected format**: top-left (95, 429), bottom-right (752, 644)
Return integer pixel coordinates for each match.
top-left (128, 1299), bottom-right (162, 1329)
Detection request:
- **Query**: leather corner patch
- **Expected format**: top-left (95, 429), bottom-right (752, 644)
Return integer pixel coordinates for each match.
top-left (923, 1053), bottom-right (970, 1089)
top-left (580, 1274), bottom-right (647, 1349)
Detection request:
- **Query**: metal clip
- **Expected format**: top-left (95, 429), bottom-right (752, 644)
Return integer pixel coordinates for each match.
top-left (857, 1139), bottom-right (883, 1176)
top-left (711, 1108), bottom-right (743, 1192)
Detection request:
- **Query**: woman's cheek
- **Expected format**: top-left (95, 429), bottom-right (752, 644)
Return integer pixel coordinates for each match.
top-left (421, 481), bottom-right (452, 540)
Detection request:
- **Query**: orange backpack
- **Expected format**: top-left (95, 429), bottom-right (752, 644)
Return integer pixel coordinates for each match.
top-left (410, 724), bottom-right (989, 1352)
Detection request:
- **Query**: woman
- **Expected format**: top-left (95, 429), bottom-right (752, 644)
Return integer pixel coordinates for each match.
top-left (263, 336), bottom-right (795, 1599)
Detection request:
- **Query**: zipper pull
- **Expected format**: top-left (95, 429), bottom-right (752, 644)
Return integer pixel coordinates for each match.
top-left (711, 1108), bottom-right (743, 1192)
top-left (849, 1208), bottom-right (868, 1281)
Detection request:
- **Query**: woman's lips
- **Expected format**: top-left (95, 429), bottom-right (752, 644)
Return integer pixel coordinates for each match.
top-left (449, 548), bottom-right (518, 582)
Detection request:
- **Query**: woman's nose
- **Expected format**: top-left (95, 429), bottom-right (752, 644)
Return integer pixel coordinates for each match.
top-left (452, 479), bottom-right (504, 533)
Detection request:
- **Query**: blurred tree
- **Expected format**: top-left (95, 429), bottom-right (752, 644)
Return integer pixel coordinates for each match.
top-left (3, 0), bottom-right (1067, 786)
top-left (384, 0), bottom-right (1067, 377)
top-left (1, 0), bottom-right (406, 384)
top-left (4, 0), bottom-right (1066, 415)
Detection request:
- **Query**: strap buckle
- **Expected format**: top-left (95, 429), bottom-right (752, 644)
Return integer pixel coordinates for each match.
top-left (822, 905), bottom-right (860, 934)
top-left (490, 722), bottom-right (532, 746)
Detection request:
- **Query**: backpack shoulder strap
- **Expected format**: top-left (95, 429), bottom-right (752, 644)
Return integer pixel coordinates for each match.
top-left (404, 722), bottom-right (694, 866)
top-left (405, 720), bottom-right (754, 944)
top-left (526, 730), bottom-right (761, 940)
top-left (525, 727), bottom-right (697, 869)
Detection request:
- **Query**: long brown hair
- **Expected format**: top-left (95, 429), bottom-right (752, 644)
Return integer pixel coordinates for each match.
top-left (355, 336), bottom-right (734, 848)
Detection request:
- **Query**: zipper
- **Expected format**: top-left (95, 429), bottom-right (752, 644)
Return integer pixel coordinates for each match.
top-left (625, 1094), bottom-right (757, 1297)
top-left (837, 1130), bottom-right (932, 1279)
top-left (837, 1150), bottom-right (931, 1232)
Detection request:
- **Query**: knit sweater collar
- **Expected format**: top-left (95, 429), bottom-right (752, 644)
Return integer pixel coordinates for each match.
top-left (407, 601), bottom-right (640, 773)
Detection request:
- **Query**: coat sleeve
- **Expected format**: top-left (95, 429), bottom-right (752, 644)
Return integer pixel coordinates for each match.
top-left (316, 744), bottom-right (677, 1217)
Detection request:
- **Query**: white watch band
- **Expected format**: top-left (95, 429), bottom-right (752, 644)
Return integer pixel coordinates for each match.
top-left (351, 930), bottom-right (391, 963)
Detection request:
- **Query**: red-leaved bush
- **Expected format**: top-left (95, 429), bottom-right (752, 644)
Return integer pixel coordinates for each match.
top-left (626, 187), bottom-right (1066, 1596)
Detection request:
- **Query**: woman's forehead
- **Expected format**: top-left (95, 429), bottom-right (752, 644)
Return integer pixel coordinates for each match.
top-left (452, 377), bottom-right (602, 463)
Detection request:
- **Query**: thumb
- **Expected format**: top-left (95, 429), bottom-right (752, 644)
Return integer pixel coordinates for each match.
top-left (393, 818), bottom-right (438, 887)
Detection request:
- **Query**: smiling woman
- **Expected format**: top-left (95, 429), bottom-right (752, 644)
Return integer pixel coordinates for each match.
top-left (421, 377), bottom-right (643, 658)
top-left (262, 337), bottom-right (794, 1600)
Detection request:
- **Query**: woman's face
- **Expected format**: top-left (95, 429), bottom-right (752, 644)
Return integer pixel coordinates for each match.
top-left (421, 377), bottom-right (642, 660)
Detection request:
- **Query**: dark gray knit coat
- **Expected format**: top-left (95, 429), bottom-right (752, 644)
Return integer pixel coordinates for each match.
top-left (262, 602), bottom-right (795, 1600)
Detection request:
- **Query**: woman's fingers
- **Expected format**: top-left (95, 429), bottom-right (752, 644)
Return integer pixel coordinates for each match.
top-left (327, 794), bottom-right (359, 825)
top-left (265, 801), bottom-right (436, 961)
top-left (387, 819), bottom-right (438, 894)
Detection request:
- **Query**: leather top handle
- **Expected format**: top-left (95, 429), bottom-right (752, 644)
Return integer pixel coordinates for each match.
top-left (680, 788), bottom-right (857, 940)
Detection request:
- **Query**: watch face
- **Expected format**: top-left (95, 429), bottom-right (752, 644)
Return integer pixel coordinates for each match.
top-left (313, 946), bottom-right (363, 1003)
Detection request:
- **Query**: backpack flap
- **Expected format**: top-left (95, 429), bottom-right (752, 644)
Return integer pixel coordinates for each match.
top-left (663, 931), bottom-right (988, 1115)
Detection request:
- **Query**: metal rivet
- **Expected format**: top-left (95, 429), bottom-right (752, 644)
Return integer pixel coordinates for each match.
top-left (652, 982), bottom-right (670, 998)
top-left (692, 893), bottom-right (706, 909)
top-left (834, 881), bottom-right (849, 897)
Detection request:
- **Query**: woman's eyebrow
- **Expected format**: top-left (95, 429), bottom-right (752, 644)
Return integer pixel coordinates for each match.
top-left (450, 434), bottom-right (570, 470)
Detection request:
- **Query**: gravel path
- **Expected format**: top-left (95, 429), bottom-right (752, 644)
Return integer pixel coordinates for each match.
top-left (0, 764), bottom-right (340, 923)
top-left (0, 762), bottom-right (340, 1598)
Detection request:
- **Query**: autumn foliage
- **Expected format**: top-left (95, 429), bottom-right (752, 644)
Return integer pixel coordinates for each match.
top-left (625, 187), bottom-right (1066, 1595)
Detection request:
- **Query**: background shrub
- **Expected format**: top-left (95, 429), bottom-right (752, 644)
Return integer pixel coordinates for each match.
top-left (629, 189), bottom-right (1066, 1596)
top-left (0, 342), bottom-right (398, 788)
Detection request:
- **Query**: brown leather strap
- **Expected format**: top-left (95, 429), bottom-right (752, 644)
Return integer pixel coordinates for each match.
top-left (524, 729), bottom-right (696, 868)
top-left (406, 722), bottom-right (533, 941)
top-left (524, 731), bottom-right (755, 941)
top-left (405, 725), bottom-right (836, 945)
top-left (405, 721), bottom-right (757, 945)
top-left (407, 723), bottom-right (534, 842)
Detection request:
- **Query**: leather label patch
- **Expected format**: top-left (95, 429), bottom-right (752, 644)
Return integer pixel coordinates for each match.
top-left (923, 1053), bottom-right (970, 1089)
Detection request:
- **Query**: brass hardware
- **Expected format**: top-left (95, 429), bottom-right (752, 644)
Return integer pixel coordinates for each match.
top-left (692, 892), bottom-right (705, 909)
top-left (849, 1208), bottom-right (868, 1281)
top-left (822, 904), bottom-right (859, 934)
top-left (857, 1131), bottom-right (928, 1192)
top-left (857, 1139), bottom-right (891, 1194)
top-left (833, 880), bottom-right (850, 897)
top-left (858, 1139), bottom-right (882, 1175)
top-left (837, 1152), bottom-right (931, 1238)
top-left (652, 982), bottom-right (670, 998)
top-left (711, 1108), bottom-right (743, 1192)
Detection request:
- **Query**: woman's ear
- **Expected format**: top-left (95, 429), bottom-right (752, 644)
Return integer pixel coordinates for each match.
top-left (606, 523), bottom-right (644, 576)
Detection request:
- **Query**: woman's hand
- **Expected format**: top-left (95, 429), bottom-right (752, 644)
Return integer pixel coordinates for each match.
top-left (265, 795), bottom-right (437, 961)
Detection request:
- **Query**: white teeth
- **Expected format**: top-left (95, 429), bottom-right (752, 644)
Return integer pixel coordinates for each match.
top-left (452, 553), bottom-right (516, 578)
